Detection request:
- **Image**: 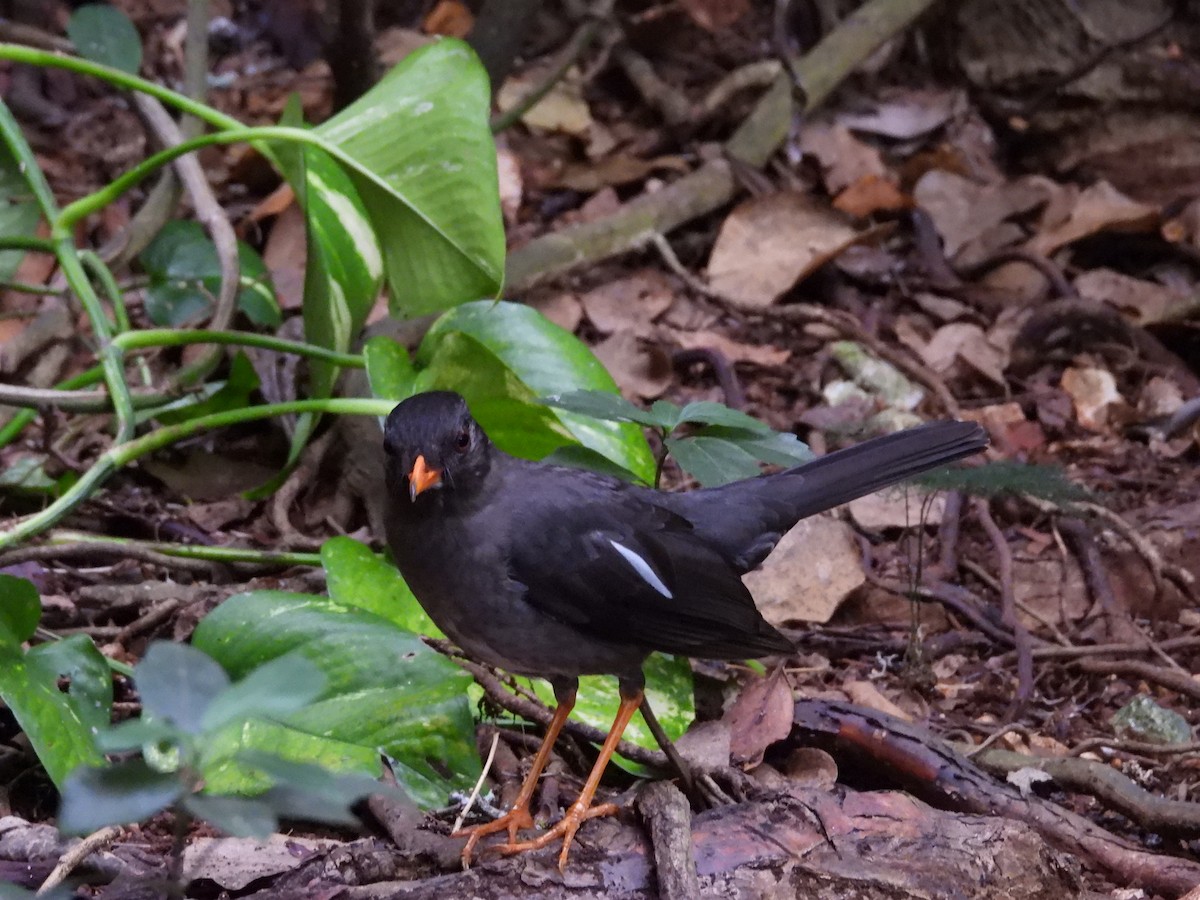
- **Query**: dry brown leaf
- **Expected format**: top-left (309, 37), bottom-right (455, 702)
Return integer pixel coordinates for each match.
top-left (707, 192), bottom-right (861, 308)
top-left (496, 66), bottom-right (591, 136)
top-left (1073, 268), bottom-right (1184, 325)
top-left (833, 174), bottom-right (909, 218)
top-left (674, 720), bottom-right (732, 771)
top-left (1139, 376), bottom-right (1183, 418)
top-left (592, 330), bottom-right (672, 399)
top-left (746, 516), bottom-right (865, 626)
top-left (580, 269), bottom-right (675, 334)
top-left (779, 747), bottom-right (838, 789)
top-left (527, 291), bottom-right (583, 333)
top-left (495, 139), bottom-right (523, 225)
top-left (1027, 181), bottom-right (1158, 257)
top-left (422, 0), bottom-right (473, 36)
top-left (1060, 366), bottom-right (1132, 432)
top-left (1013, 556), bottom-right (1089, 630)
top-left (670, 329), bottom-right (790, 367)
top-left (678, 0), bottom-right (749, 31)
top-left (848, 488), bottom-right (945, 530)
top-left (261, 202), bottom-right (307, 310)
top-left (961, 402), bottom-right (1045, 455)
top-left (913, 171), bottom-right (1051, 261)
top-left (920, 322), bottom-right (1008, 388)
top-left (799, 122), bottom-right (888, 195)
top-left (725, 669), bottom-right (793, 767)
top-left (842, 680), bottom-right (910, 721)
top-left (549, 154), bottom-right (689, 193)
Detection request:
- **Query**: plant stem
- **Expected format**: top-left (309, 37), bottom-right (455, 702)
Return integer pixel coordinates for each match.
top-left (0, 398), bottom-right (392, 549)
top-left (47, 530), bottom-right (324, 567)
top-left (113, 329), bottom-right (366, 367)
top-left (0, 367), bottom-right (103, 449)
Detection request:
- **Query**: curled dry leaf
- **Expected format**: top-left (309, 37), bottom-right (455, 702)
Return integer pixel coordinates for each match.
top-left (745, 516), bottom-right (865, 626)
top-left (1027, 180), bottom-right (1158, 257)
top-left (707, 192), bottom-right (861, 309)
top-left (422, 0), bottom-right (474, 37)
top-left (673, 719), bottom-right (732, 771)
top-left (837, 87), bottom-right (966, 141)
top-left (592, 330), bottom-right (673, 399)
top-left (913, 171), bottom-right (1052, 261)
top-left (960, 401), bottom-right (1046, 455)
top-left (799, 122), bottom-right (888, 196)
top-left (526, 291), bottom-right (583, 333)
top-left (1060, 366), bottom-right (1132, 432)
top-left (181, 836), bottom-right (327, 891)
top-left (670, 329), bottom-right (790, 367)
top-left (920, 322), bottom-right (1008, 389)
top-left (725, 668), bottom-right (794, 768)
top-left (1073, 268), bottom-right (1185, 326)
top-left (496, 65), bottom-right (592, 136)
top-left (842, 680), bottom-right (910, 721)
top-left (580, 269), bottom-right (675, 334)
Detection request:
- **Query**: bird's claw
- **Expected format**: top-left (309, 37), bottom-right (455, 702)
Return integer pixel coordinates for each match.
top-left (452, 805), bottom-right (535, 868)
top-left (499, 800), bottom-right (619, 872)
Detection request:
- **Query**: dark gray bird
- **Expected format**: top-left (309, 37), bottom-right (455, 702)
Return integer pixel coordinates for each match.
top-left (382, 390), bottom-right (987, 868)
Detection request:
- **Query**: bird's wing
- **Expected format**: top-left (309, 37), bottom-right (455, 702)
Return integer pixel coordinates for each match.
top-left (505, 476), bottom-right (791, 659)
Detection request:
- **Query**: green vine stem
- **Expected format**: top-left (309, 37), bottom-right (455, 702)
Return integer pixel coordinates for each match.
top-left (46, 530), bottom-right (324, 568)
top-left (0, 398), bottom-right (393, 549)
top-left (0, 367), bottom-right (103, 450)
top-left (113, 329), bottom-right (366, 367)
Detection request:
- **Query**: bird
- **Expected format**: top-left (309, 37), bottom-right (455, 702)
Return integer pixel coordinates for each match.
top-left (381, 390), bottom-right (988, 870)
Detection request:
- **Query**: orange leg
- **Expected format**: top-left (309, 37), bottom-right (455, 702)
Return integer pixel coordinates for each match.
top-left (453, 691), bottom-right (576, 868)
top-left (501, 690), bottom-right (644, 871)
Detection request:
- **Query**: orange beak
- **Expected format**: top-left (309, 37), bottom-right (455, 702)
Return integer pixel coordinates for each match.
top-left (408, 454), bottom-right (443, 501)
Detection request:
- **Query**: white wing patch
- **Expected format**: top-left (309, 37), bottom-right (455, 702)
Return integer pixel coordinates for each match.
top-left (608, 539), bottom-right (673, 599)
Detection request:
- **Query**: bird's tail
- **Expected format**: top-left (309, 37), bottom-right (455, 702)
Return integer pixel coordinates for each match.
top-left (671, 421), bottom-right (989, 572)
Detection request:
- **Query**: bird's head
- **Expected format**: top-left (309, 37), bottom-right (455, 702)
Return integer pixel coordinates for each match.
top-left (383, 391), bottom-right (493, 509)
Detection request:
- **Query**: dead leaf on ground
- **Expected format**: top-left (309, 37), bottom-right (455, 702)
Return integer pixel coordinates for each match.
top-left (837, 88), bottom-right (966, 141)
top-left (746, 516), bottom-right (865, 626)
top-left (843, 680), bottom-right (910, 721)
top-left (960, 402), bottom-right (1046, 455)
top-left (592, 330), bottom-right (672, 399)
top-left (707, 192), bottom-right (861, 308)
top-left (674, 719), bottom-right (732, 771)
top-left (181, 836), bottom-right (328, 891)
top-left (726, 668), bottom-right (794, 768)
top-left (920, 322), bottom-right (1008, 388)
top-left (913, 171), bottom-right (1053, 261)
top-left (495, 137), bottom-right (523, 225)
top-left (422, 0), bottom-right (474, 37)
top-left (548, 153), bottom-right (689, 193)
top-left (848, 488), bottom-right (945, 530)
top-left (496, 65), bottom-right (592, 137)
top-left (1073, 268), bottom-right (1185, 325)
top-left (834, 174), bottom-right (909, 218)
top-left (526, 291), bottom-right (583, 332)
top-left (679, 0), bottom-right (749, 31)
top-left (580, 269), bottom-right (675, 334)
top-left (1061, 366), bottom-right (1133, 433)
top-left (670, 329), bottom-right (790, 367)
top-left (261, 201), bottom-right (307, 310)
top-left (779, 747), bottom-right (838, 790)
top-left (1012, 555), bottom-right (1089, 631)
top-left (1027, 181), bottom-right (1158, 257)
top-left (800, 122), bottom-right (888, 195)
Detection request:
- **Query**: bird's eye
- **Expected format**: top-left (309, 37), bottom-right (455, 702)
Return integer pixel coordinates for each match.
top-left (454, 428), bottom-right (471, 452)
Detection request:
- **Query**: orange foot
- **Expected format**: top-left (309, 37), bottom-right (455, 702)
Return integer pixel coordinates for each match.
top-left (500, 799), bottom-right (620, 871)
top-left (453, 803), bottom-right (535, 868)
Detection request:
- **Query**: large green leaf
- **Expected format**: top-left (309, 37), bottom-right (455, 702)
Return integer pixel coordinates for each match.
top-left (0, 582), bottom-right (107, 787)
top-left (66, 4), bottom-right (142, 75)
top-left (192, 591), bottom-right (479, 807)
top-left (418, 301), bottom-right (655, 482)
top-left (320, 536), bottom-right (440, 637)
top-left (522, 653), bottom-right (694, 776)
top-left (316, 39), bottom-right (504, 316)
top-left (0, 142), bottom-right (40, 282)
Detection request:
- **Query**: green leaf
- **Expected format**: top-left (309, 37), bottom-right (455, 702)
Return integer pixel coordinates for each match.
top-left (524, 653), bottom-right (693, 775)
top-left (364, 336), bottom-right (417, 401)
top-left (27, 634), bottom-right (113, 735)
top-left (0, 141), bottom-right (40, 282)
top-left (139, 221), bottom-right (280, 328)
top-left (541, 390), bottom-right (666, 429)
top-left (0, 612), bottom-right (108, 787)
top-left (539, 445), bottom-right (641, 483)
top-left (58, 759), bottom-right (184, 834)
top-left (238, 749), bottom-right (385, 823)
top-left (66, 4), bottom-right (142, 74)
top-left (134, 642), bottom-right (230, 735)
top-left (0, 574), bottom-right (40, 645)
top-left (665, 435), bottom-right (763, 486)
top-left (696, 425), bottom-right (812, 468)
top-left (200, 654), bottom-right (327, 733)
top-left (182, 793), bottom-right (277, 838)
top-left (321, 536), bottom-right (441, 636)
top-left (95, 717), bottom-right (179, 753)
top-left (0, 454), bottom-right (78, 497)
top-left (316, 39), bottom-right (504, 316)
top-left (677, 402), bottom-right (770, 432)
top-left (419, 301), bottom-right (655, 482)
top-left (192, 591), bottom-right (479, 807)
